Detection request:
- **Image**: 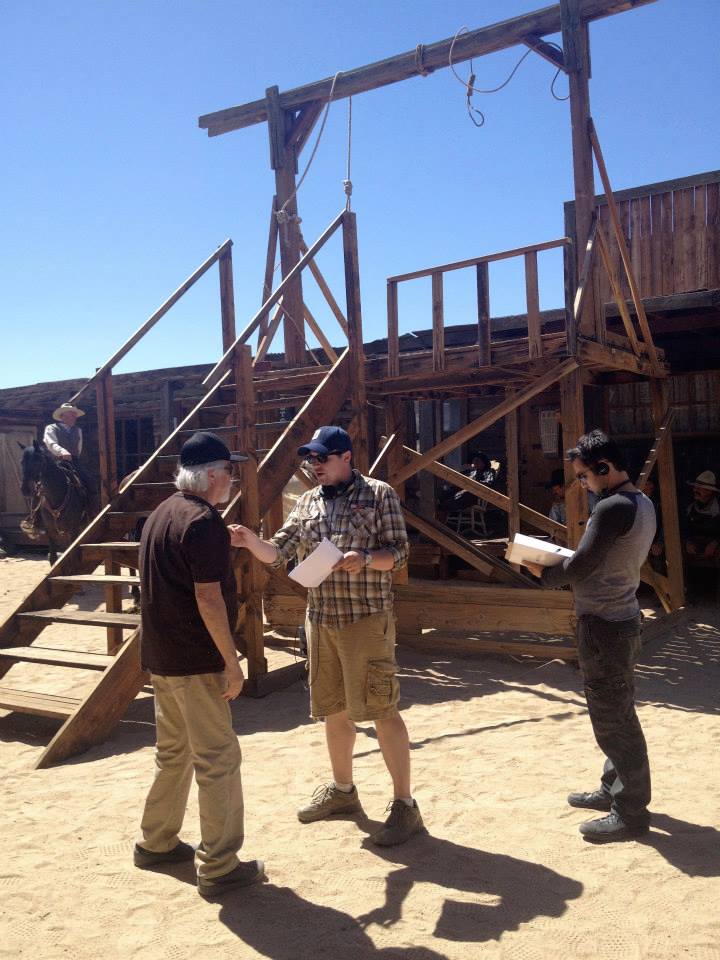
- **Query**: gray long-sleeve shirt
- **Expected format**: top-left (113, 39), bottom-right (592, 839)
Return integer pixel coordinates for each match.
top-left (43, 423), bottom-right (83, 459)
top-left (541, 490), bottom-right (656, 621)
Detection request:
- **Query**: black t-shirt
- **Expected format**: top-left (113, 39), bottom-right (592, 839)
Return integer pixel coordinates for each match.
top-left (139, 492), bottom-right (237, 675)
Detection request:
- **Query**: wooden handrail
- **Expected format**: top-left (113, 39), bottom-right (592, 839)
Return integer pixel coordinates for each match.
top-left (203, 210), bottom-right (346, 388)
top-left (68, 239), bottom-right (233, 404)
top-left (387, 237), bottom-right (569, 285)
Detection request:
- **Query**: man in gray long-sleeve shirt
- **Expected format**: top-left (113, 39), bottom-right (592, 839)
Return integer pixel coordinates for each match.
top-left (521, 430), bottom-right (656, 843)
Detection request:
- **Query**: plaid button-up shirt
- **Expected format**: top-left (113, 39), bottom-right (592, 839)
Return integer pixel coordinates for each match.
top-left (270, 470), bottom-right (409, 626)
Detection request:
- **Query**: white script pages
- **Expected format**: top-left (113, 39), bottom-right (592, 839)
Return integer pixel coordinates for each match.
top-left (505, 533), bottom-right (574, 567)
top-left (288, 537), bottom-right (345, 588)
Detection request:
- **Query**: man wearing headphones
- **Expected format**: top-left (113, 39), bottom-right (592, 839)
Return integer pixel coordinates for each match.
top-left (521, 430), bottom-right (656, 843)
top-left (231, 426), bottom-right (424, 847)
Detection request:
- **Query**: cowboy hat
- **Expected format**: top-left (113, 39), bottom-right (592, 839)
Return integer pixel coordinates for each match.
top-left (53, 403), bottom-right (85, 421)
top-left (686, 470), bottom-right (719, 493)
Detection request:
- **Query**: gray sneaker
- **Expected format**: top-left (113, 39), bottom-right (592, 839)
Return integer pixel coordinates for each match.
top-left (370, 799), bottom-right (427, 846)
top-left (297, 783), bottom-right (361, 823)
top-left (197, 859), bottom-right (265, 899)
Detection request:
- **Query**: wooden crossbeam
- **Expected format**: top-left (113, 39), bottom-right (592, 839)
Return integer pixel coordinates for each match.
top-left (300, 237), bottom-right (349, 337)
top-left (573, 214), bottom-right (598, 331)
top-left (254, 303), bottom-right (285, 365)
top-left (369, 433), bottom-right (399, 478)
top-left (390, 357), bottom-right (579, 487)
top-left (303, 302), bottom-right (339, 363)
top-left (399, 445), bottom-right (567, 541)
top-left (588, 120), bottom-right (662, 375)
top-left (251, 350), bottom-right (351, 516)
top-left (636, 407), bottom-right (676, 491)
top-left (199, 1), bottom-right (658, 135)
top-left (595, 221), bottom-right (642, 356)
top-left (204, 210), bottom-right (346, 387)
top-left (402, 508), bottom-right (534, 586)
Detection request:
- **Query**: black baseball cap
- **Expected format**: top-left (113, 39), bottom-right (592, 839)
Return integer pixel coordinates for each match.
top-left (180, 431), bottom-right (248, 466)
top-left (297, 425), bottom-right (352, 457)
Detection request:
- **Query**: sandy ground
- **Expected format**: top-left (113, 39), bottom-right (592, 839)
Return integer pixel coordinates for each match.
top-left (1, 553), bottom-right (719, 960)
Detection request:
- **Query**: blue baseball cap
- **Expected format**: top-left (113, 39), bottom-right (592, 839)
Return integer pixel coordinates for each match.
top-left (297, 426), bottom-right (352, 457)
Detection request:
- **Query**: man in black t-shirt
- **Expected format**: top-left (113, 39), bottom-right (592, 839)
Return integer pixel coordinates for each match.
top-left (134, 431), bottom-right (265, 899)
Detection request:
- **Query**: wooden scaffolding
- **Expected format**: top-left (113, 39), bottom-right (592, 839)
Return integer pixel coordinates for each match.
top-left (0, 0), bottom-right (686, 767)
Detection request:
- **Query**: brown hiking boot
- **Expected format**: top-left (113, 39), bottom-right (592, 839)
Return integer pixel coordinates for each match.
top-left (297, 783), bottom-right (361, 823)
top-left (370, 799), bottom-right (427, 846)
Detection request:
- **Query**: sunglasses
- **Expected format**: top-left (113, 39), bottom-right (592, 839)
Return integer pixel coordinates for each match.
top-left (302, 451), bottom-right (342, 465)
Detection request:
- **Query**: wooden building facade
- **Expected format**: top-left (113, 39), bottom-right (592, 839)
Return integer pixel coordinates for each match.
top-left (1, 0), bottom-right (718, 767)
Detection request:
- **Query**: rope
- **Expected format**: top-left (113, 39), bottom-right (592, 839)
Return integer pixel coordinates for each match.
top-left (448, 26), bottom-right (570, 126)
top-left (276, 71), bottom-right (343, 225)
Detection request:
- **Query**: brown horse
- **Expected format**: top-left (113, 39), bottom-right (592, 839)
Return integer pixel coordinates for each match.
top-left (20, 441), bottom-right (89, 564)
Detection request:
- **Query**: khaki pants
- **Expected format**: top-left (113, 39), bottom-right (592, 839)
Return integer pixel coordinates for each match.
top-left (306, 611), bottom-right (400, 722)
top-left (138, 672), bottom-right (244, 879)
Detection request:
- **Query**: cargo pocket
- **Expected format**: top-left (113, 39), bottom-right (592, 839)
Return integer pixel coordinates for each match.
top-left (366, 658), bottom-right (400, 712)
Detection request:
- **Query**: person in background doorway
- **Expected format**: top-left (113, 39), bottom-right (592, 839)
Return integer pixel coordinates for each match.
top-left (683, 470), bottom-right (720, 563)
top-left (546, 468), bottom-right (567, 526)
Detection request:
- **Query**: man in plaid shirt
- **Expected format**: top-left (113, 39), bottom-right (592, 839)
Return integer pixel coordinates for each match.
top-left (231, 426), bottom-right (425, 846)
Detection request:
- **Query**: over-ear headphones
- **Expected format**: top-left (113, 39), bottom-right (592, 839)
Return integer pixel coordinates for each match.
top-left (595, 462), bottom-right (610, 477)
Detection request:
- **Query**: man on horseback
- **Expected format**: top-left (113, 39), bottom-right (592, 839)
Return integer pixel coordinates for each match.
top-left (43, 402), bottom-right (94, 503)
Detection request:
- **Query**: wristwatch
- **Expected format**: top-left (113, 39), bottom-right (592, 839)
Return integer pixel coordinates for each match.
top-left (361, 549), bottom-right (373, 567)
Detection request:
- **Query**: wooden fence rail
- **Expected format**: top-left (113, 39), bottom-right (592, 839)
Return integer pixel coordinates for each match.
top-left (386, 237), bottom-right (569, 376)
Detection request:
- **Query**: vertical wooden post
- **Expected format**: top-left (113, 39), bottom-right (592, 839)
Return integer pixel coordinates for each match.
top-left (431, 271), bottom-right (445, 371)
top-left (649, 379), bottom-right (685, 610)
top-left (387, 280), bottom-right (399, 378)
top-left (219, 244), bottom-right (237, 353)
top-left (524, 250), bottom-right (542, 359)
top-left (386, 396), bottom-right (409, 586)
top-left (95, 372), bottom-right (117, 507)
top-left (561, 0), bottom-right (597, 340)
top-left (476, 262), bottom-right (491, 367)
top-left (343, 211), bottom-right (369, 474)
top-left (560, 369), bottom-right (587, 548)
top-left (505, 390), bottom-right (520, 544)
top-left (94, 371), bottom-right (121, 652)
top-left (563, 239), bottom-right (578, 357)
top-left (259, 196), bottom-right (279, 342)
top-left (234, 345), bottom-right (268, 684)
top-left (266, 86), bottom-right (305, 367)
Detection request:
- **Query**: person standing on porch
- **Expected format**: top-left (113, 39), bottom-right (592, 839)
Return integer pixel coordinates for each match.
top-left (231, 425), bottom-right (425, 847)
top-left (520, 430), bottom-right (656, 843)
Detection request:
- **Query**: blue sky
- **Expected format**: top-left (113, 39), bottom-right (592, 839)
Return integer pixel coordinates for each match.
top-left (2, 0), bottom-right (718, 389)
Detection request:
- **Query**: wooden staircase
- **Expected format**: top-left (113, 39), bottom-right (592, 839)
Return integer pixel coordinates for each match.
top-left (0, 346), bottom-right (353, 768)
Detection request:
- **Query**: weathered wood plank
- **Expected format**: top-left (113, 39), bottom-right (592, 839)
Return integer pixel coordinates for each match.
top-left (524, 251), bottom-right (542, 359)
top-left (199, 0), bottom-right (657, 134)
top-left (476, 262), bottom-right (491, 366)
top-left (387, 280), bottom-right (399, 378)
top-left (431, 271), bottom-right (445, 371)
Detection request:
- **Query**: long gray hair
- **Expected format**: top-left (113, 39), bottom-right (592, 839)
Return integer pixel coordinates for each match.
top-left (174, 460), bottom-right (227, 494)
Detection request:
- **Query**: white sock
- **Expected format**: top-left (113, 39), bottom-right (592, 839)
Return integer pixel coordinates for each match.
top-left (333, 781), bottom-right (354, 793)
top-left (398, 796), bottom-right (415, 808)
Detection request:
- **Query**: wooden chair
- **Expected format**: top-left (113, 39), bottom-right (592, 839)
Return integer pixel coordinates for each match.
top-left (448, 502), bottom-right (488, 538)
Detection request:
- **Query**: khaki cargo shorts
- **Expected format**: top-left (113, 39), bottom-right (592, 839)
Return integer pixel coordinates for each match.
top-left (305, 611), bottom-right (400, 722)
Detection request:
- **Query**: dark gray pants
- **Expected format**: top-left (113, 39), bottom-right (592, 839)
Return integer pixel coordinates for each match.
top-left (577, 613), bottom-right (651, 827)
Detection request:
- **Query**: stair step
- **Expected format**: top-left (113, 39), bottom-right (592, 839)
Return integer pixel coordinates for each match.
top-left (18, 609), bottom-right (141, 628)
top-left (51, 574), bottom-right (140, 585)
top-left (0, 686), bottom-right (80, 720)
top-left (0, 646), bottom-right (114, 670)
